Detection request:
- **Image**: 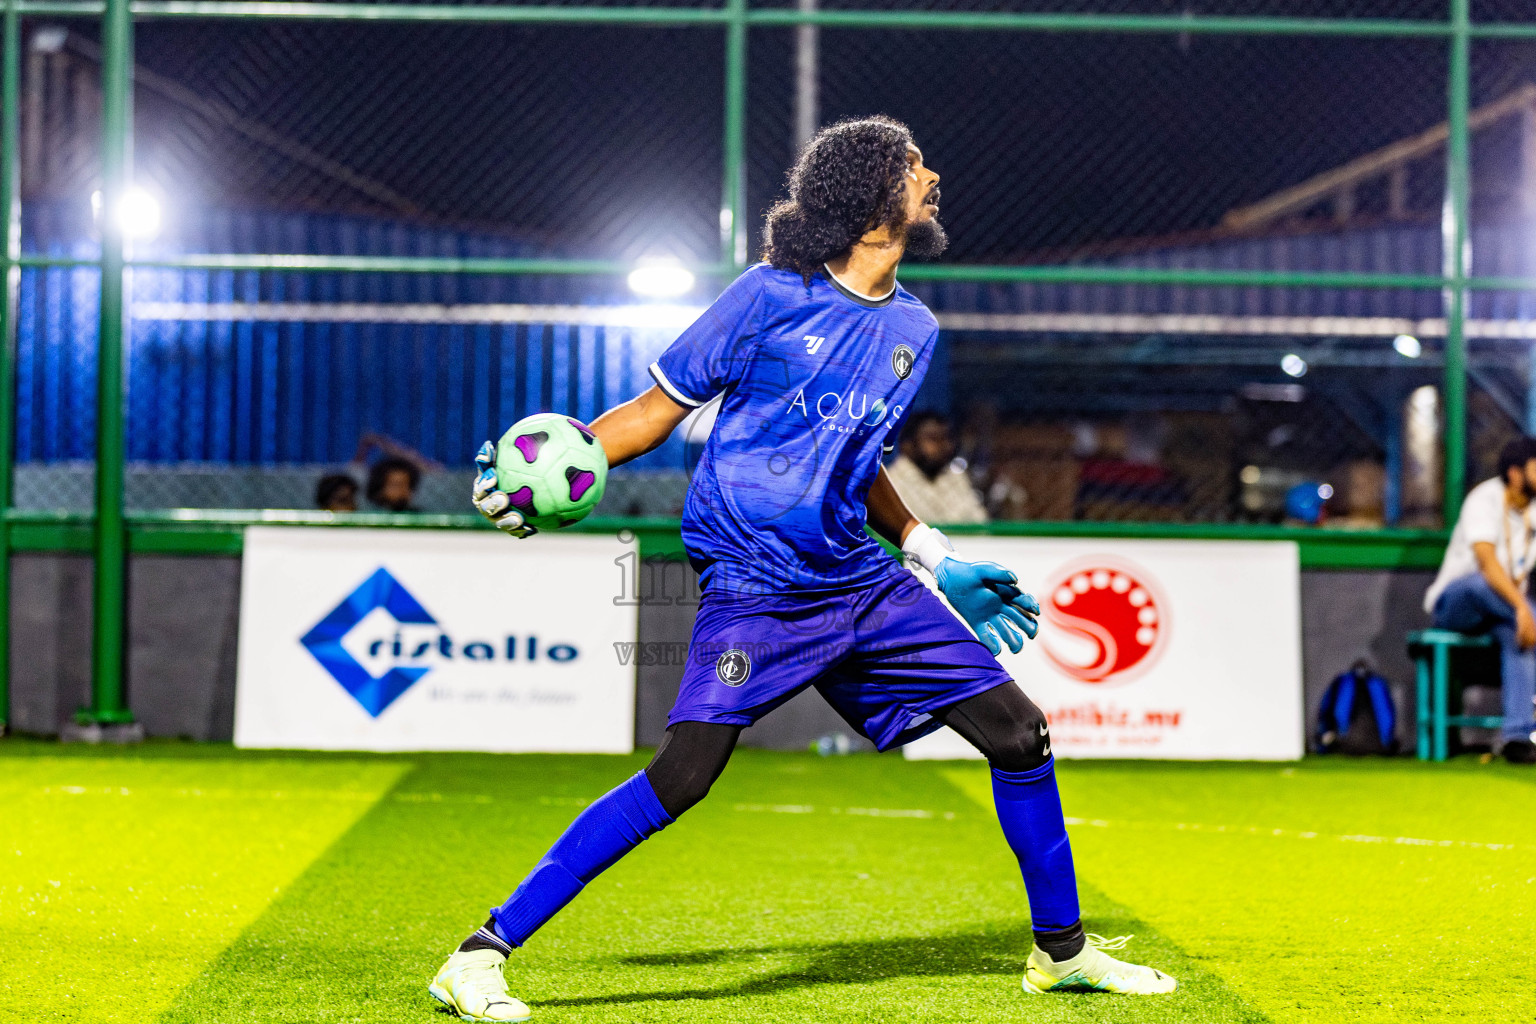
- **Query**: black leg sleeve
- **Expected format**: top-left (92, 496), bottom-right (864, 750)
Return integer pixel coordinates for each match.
top-left (934, 681), bottom-right (1052, 774)
top-left (643, 721), bottom-right (742, 819)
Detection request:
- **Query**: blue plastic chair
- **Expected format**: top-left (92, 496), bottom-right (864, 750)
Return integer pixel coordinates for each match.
top-left (1407, 628), bottom-right (1500, 761)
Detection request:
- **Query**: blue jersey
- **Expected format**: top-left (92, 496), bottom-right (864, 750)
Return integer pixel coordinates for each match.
top-left (649, 263), bottom-right (938, 592)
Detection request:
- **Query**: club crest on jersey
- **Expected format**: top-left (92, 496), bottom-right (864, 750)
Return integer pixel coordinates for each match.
top-left (716, 648), bottom-right (751, 686)
top-left (892, 344), bottom-right (915, 380)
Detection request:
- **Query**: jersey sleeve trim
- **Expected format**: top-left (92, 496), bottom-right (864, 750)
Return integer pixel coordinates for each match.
top-left (648, 361), bottom-right (706, 408)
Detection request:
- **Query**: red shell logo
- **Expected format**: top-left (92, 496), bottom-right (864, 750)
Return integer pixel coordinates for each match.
top-left (1040, 558), bottom-right (1169, 685)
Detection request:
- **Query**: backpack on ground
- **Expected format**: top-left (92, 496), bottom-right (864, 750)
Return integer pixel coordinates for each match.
top-left (1315, 660), bottom-right (1399, 755)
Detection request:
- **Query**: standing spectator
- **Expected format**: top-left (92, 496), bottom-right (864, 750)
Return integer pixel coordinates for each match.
top-left (1425, 437), bottom-right (1536, 763)
top-left (367, 457), bottom-right (421, 512)
top-left (886, 411), bottom-right (988, 525)
top-left (316, 473), bottom-right (359, 513)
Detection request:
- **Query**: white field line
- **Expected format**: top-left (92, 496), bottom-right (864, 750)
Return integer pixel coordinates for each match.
top-left (37, 785), bottom-right (1510, 850)
top-left (1061, 815), bottom-right (1525, 853)
top-left (732, 802), bottom-right (1522, 847)
top-left (727, 796), bottom-right (1526, 850)
top-left (28, 785), bottom-right (600, 807)
top-left (731, 802), bottom-right (957, 820)
top-left (28, 785), bottom-right (955, 819)
top-left (27, 784), bottom-right (387, 801)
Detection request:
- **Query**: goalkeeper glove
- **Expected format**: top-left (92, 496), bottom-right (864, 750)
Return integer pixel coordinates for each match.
top-left (901, 523), bottom-right (1039, 655)
top-left (472, 440), bottom-right (538, 538)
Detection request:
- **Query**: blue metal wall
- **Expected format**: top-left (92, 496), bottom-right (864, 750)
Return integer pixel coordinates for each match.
top-left (18, 203), bottom-right (1536, 467)
top-left (18, 264), bottom-right (100, 463)
top-left (126, 311), bottom-right (683, 467)
top-left (21, 203), bottom-right (687, 468)
top-left (123, 269), bottom-right (686, 468)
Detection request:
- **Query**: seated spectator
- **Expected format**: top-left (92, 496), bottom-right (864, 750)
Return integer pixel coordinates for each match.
top-left (886, 411), bottom-right (987, 525)
top-left (367, 457), bottom-right (421, 513)
top-left (1425, 437), bottom-right (1536, 764)
top-left (316, 473), bottom-right (358, 513)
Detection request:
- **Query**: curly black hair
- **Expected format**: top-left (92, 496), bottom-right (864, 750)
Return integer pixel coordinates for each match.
top-left (762, 115), bottom-right (914, 282)
top-left (314, 472), bottom-right (358, 510)
top-left (366, 456), bottom-right (420, 507)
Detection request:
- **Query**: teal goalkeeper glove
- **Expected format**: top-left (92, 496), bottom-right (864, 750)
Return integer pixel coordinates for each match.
top-left (902, 523), bottom-right (1039, 655)
top-left (472, 440), bottom-right (538, 538)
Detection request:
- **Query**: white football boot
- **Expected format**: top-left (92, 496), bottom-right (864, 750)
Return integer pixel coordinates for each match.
top-left (429, 949), bottom-right (532, 1021)
top-left (1022, 933), bottom-right (1177, 995)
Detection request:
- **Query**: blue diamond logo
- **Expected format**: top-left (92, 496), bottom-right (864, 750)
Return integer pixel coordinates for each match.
top-left (301, 568), bottom-right (437, 718)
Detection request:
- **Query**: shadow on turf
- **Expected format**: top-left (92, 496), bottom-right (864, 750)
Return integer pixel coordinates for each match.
top-left (537, 925), bottom-right (1044, 1007)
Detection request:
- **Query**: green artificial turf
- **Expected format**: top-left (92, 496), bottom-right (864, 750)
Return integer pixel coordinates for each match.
top-left (3, 741), bottom-right (1533, 1023)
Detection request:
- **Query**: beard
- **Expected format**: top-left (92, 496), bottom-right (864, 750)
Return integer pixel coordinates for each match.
top-left (904, 215), bottom-right (949, 259)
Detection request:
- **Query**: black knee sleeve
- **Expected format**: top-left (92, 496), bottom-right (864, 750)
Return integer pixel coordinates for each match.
top-left (990, 701), bottom-right (1052, 774)
top-left (936, 682), bottom-right (1053, 774)
top-left (642, 721), bottom-right (740, 819)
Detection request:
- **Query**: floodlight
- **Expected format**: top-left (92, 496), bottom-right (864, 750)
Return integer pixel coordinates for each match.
top-left (627, 260), bottom-right (695, 299)
top-left (91, 185), bottom-right (162, 241)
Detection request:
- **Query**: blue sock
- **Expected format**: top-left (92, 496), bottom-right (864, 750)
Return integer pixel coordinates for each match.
top-left (489, 772), bottom-right (673, 947)
top-left (990, 758), bottom-right (1081, 933)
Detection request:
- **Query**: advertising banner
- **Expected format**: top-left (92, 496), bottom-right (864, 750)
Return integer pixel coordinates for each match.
top-left (905, 538), bottom-right (1302, 761)
top-left (235, 527), bottom-right (637, 753)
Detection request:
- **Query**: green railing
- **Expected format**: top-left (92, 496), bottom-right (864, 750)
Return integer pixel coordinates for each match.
top-left (0, 0), bottom-right (1517, 729)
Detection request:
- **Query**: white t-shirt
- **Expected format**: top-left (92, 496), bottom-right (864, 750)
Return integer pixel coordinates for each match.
top-left (1424, 476), bottom-right (1536, 612)
top-left (886, 455), bottom-right (989, 526)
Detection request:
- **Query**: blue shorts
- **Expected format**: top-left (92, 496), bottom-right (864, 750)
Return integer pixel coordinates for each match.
top-left (667, 569), bottom-right (1013, 751)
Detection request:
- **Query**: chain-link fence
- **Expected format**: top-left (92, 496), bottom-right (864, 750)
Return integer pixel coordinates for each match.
top-left (7, 3), bottom-right (1536, 525)
top-left (751, 31), bottom-right (1449, 261)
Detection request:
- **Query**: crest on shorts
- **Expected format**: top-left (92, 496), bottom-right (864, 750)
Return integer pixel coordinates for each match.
top-left (891, 344), bottom-right (915, 381)
top-left (716, 648), bottom-right (751, 687)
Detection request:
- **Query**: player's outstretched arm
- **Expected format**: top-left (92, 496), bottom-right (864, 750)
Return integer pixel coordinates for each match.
top-left (588, 385), bottom-right (693, 468)
top-left (870, 465), bottom-right (1040, 655)
top-left (473, 386), bottom-right (692, 537)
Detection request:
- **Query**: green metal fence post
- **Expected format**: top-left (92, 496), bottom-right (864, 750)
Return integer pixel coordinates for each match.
top-left (90, 0), bottom-right (132, 725)
top-left (721, 0), bottom-right (747, 271)
top-left (1442, 0), bottom-right (1471, 525)
top-left (0, 0), bottom-right (17, 734)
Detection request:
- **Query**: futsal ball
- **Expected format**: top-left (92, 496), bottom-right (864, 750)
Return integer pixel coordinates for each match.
top-left (493, 413), bottom-right (608, 530)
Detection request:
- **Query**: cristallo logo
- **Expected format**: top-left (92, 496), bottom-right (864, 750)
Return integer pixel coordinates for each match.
top-left (1040, 558), bottom-right (1168, 685)
top-left (301, 567), bottom-right (580, 719)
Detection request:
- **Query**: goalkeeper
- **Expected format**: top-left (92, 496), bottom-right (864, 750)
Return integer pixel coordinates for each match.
top-left (431, 116), bottom-right (1174, 1022)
